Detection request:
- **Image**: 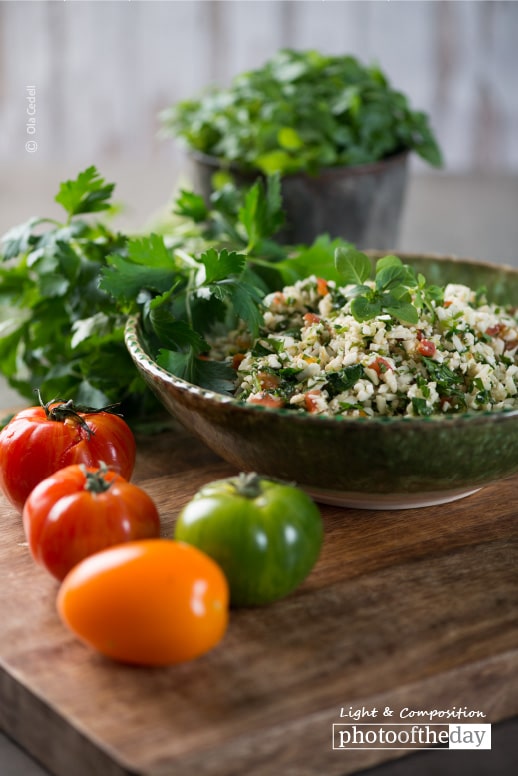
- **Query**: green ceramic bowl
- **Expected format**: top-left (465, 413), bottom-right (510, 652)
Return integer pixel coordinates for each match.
top-left (125, 253), bottom-right (518, 510)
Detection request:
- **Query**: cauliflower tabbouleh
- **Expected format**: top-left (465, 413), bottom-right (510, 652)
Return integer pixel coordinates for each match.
top-left (210, 275), bottom-right (518, 418)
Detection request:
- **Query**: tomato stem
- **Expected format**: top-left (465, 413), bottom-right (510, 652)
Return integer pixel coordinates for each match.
top-left (232, 472), bottom-right (264, 499)
top-left (81, 463), bottom-right (113, 494)
top-left (35, 388), bottom-right (122, 439)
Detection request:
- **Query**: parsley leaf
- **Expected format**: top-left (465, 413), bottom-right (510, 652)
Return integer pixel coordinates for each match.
top-left (411, 397), bottom-right (433, 417)
top-left (0, 217), bottom-right (48, 261)
top-left (55, 166), bottom-right (115, 217)
top-left (421, 356), bottom-right (466, 409)
top-left (174, 190), bottom-right (208, 223)
top-left (325, 365), bottom-right (366, 397)
top-left (229, 280), bottom-right (264, 338)
top-left (200, 248), bottom-right (246, 283)
top-left (157, 349), bottom-right (235, 393)
top-left (148, 304), bottom-right (207, 353)
top-left (238, 174), bottom-right (285, 251)
top-left (274, 235), bottom-right (354, 286)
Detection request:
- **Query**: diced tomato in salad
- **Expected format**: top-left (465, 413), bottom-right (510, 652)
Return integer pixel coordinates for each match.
top-left (248, 394), bottom-right (284, 409)
top-left (485, 323), bottom-right (505, 337)
top-left (257, 372), bottom-right (281, 390)
top-left (303, 313), bottom-right (321, 326)
top-left (417, 339), bottom-right (436, 357)
top-left (368, 357), bottom-right (393, 375)
top-left (316, 278), bottom-right (329, 297)
top-left (232, 353), bottom-right (246, 370)
top-left (304, 390), bottom-right (321, 413)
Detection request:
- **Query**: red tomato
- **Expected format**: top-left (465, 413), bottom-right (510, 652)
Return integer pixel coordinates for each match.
top-left (0, 393), bottom-right (136, 512)
top-left (417, 339), bottom-right (436, 357)
top-left (23, 464), bottom-right (160, 580)
top-left (368, 357), bottom-right (393, 376)
top-left (57, 539), bottom-right (229, 666)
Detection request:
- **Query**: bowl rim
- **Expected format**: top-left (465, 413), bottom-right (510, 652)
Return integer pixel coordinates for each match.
top-left (125, 248), bottom-right (518, 430)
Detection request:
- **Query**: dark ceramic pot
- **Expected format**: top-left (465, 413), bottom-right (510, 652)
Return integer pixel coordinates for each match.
top-left (125, 253), bottom-right (518, 510)
top-left (188, 150), bottom-right (410, 250)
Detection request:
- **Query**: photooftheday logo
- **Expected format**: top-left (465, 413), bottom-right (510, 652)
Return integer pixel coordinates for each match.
top-left (332, 723), bottom-right (491, 750)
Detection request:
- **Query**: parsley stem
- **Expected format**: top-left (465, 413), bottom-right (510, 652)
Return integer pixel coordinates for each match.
top-left (184, 268), bottom-right (195, 329)
top-left (175, 248), bottom-right (198, 269)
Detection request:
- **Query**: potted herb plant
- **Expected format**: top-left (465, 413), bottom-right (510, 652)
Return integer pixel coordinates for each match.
top-left (161, 49), bottom-right (442, 249)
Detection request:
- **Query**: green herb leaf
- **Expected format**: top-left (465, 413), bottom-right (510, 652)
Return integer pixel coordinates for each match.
top-left (100, 234), bottom-right (179, 304)
top-left (274, 235), bottom-right (354, 286)
top-left (238, 174), bottom-right (284, 250)
top-left (375, 254), bottom-right (402, 273)
top-left (0, 217), bottom-right (48, 261)
top-left (55, 166), bottom-right (115, 217)
top-left (375, 264), bottom-right (411, 292)
top-left (174, 190), bottom-right (208, 223)
top-left (277, 127), bottom-right (304, 151)
top-left (127, 234), bottom-right (175, 268)
top-left (325, 364), bottom-right (366, 397)
top-left (149, 304), bottom-right (207, 353)
top-left (411, 397), bottom-right (433, 417)
top-left (200, 248), bottom-right (246, 283)
top-left (228, 280), bottom-right (264, 338)
top-left (351, 295), bottom-right (382, 321)
top-left (99, 255), bottom-right (177, 304)
top-left (386, 302), bottom-right (419, 324)
top-left (157, 349), bottom-right (235, 393)
top-left (335, 247), bottom-right (372, 284)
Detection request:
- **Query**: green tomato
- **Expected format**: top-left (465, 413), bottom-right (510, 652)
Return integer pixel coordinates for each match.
top-left (175, 473), bottom-right (323, 607)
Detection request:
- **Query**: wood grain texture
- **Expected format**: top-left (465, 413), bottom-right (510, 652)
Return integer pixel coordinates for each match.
top-left (0, 425), bottom-right (517, 776)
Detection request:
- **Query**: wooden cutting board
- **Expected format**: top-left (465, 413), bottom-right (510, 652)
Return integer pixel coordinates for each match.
top-left (0, 425), bottom-right (517, 776)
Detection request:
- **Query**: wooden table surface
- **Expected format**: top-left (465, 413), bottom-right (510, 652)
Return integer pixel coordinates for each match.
top-left (0, 423), bottom-right (517, 776)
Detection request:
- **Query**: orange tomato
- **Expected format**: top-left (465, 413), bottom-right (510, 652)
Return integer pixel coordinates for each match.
top-left (57, 539), bottom-right (229, 666)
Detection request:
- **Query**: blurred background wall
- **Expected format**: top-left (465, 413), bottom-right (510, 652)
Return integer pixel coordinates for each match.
top-left (1, 0), bottom-right (517, 174)
top-left (1, 0), bottom-right (518, 269)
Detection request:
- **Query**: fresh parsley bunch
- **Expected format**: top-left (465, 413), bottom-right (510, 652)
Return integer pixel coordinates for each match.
top-left (100, 176), bottom-right (353, 392)
top-left (162, 48), bottom-right (442, 175)
top-left (0, 167), bottom-right (149, 411)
